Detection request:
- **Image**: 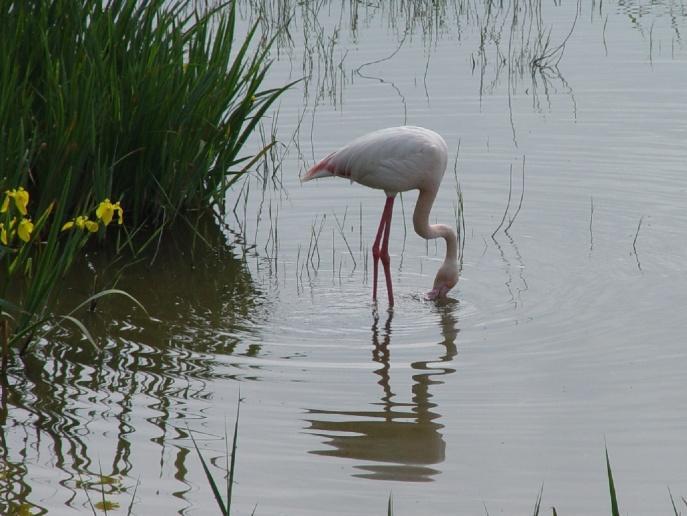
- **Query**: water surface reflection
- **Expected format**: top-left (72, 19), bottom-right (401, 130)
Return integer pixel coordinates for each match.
top-left (305, 303), bottom-right (458, 482)
top-left (0, 224), bottom-right (266, 513)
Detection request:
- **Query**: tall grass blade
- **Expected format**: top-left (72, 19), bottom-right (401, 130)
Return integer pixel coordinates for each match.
top-left (59, 315), bottom-right (99, 351)
top-left (79, 474), bottom-right (98, 516)
top-left (605, 447), bottom-right (621, 516)
top-left (668, 487), bottom-right (680, 516)
top-left (227, 395), bottom-right (241, 514)
top-left (68, 289), bottom-right (148, 317)
top-left (189, 428), bottom-right (228, 515)
top-left (126, 477), bottom-right (140, 516)
top-left (532, 484), bottom-right (543, 516)
top-left (98, 463), bottom-right (109, 516)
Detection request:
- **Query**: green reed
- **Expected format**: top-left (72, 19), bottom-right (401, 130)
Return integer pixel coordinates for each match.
top-left (1, 0), bottom-right (293, 226)
top-left (190, 427), bottom-right (684, 516)
top-left (1, 0), bottom-right (292, 362)
top-left (0, 0), bottom-right (288, 364)
top-left (190, 396), bottom-right (242, 516)
top-left (379, 447), bottom-right (682, 516)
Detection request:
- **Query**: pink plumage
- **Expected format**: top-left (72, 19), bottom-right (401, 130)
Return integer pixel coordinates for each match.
top-left (303, 126), bottom-right (458, 306)
top-left (304, 126), bottom-right (448, 193)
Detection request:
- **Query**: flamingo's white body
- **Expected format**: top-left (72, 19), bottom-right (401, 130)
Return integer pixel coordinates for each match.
top-left (302, 126), bottom-right (458, 306)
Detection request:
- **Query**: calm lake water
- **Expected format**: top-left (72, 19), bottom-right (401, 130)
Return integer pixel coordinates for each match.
top-left (3, 1), bottom-right (687, 514)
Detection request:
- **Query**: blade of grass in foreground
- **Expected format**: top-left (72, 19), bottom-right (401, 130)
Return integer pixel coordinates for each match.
top-left (532, 484), bottom-right (543, 515)
top-left (668, 492), bottom-right (678, 515)
top-left (189, 428), bottom-right (228, 515)
top-left (668, 487), bottom-right (681, 516)
top-left (387, 492), bottom-right (393, 516)
top-left (606, 447), bottom-right (621, 516)
top-left (227, 395), bottom-right (241, 513)
top-left (189, 394), bottom-right (242, 516)
top-left (126, 477), bottom-right (140, 516)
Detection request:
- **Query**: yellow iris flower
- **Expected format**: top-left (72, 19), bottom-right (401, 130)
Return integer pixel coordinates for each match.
top-left (62, 215), bottom-right (99, 233)
top-left (1, 218), bottom-right (18, 245)
top-left (95, 199), bottom-right (124, 226)
top-left (1, 187), bottom-right (29, 215)
top-left (17, 218), bottom-right (33, 242)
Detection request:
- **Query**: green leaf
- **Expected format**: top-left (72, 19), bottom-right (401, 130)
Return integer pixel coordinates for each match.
top-left (59, 315), bottom-right (100, 351)
top-left (532, 484), bottom-right (543, 516)
top-left (668, 487), bottom-right (679, 516)
top-left (68, 288), bottom-right (148, 317)
top-left (227, 393), bottom-right (241, 514)
top-left (189, 428), bottom-right (228, 515)
top-left (606, 447), bottom-right (621, 516)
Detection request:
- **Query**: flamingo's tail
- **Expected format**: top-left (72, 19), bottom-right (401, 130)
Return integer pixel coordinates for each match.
top-left (301, 152), bottom-right (337, 182)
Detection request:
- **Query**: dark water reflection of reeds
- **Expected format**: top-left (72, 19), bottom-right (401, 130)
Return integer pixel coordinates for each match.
top-left (0, 222), bottom-right (267, 513)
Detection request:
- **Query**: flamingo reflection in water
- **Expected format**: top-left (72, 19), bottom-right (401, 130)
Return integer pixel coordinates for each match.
top-left (304, 302), bottom-right (458, 481)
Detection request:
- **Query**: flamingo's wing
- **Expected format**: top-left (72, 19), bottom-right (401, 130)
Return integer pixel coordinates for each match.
top-left (303, 126), bottom-right (447, 193)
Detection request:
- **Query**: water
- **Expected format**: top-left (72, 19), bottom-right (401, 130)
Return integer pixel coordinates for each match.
top-left (3, 1), bottom-right (687, 514)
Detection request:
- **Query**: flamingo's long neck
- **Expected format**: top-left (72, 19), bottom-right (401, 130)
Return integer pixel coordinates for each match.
top-left (412, 189), bottom-right (457, 265)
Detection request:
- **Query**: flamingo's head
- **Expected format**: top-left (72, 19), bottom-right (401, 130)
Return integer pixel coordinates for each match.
top-left (426, 262), bottom-right (459, 300)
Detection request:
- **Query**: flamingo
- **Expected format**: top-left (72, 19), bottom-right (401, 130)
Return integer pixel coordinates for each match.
top-left (302, 126), bottom-right (458, 306)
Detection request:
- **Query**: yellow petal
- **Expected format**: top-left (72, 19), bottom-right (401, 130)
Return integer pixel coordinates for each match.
top-left (17, 218), bottom-right (33, 242)
top-left (102, 207), bottom-right (113, 225)
top-left (85, 220), bottom-right (99, 233)
top-left (0, 226), bottom-right (7, 246)
top-left (114, 202), bottom-right (124, 225)
top-left (14, 187), bottom-right (29, 216)
top-left (61, 220), bottom-right (75, 231)
top-left (95, 200), bottom-right (106, 219)
top-left (1, 193), bottom-right (9, 213)
top-left (75, 216), bottom-right (87, 230)
top-left (96, 200), bottom-right (114, 225)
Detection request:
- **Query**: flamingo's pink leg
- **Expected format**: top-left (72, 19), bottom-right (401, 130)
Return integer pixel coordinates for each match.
top-left (380, 197), bottom-right (395, 306)
top-left (372, 196), bottom-right (395, 305)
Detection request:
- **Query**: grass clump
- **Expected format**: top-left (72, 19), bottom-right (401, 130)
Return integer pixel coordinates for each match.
top-left (1, 0), bottom-right (291, 225)
top-left (1, 0), bottom-right (291, 362)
